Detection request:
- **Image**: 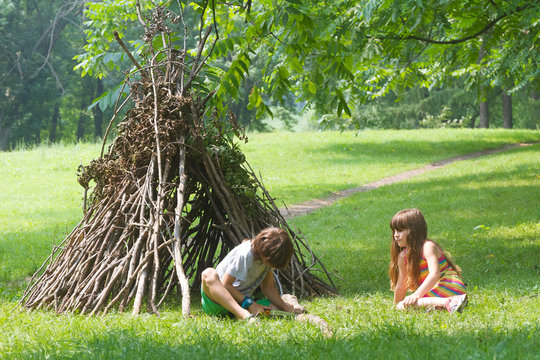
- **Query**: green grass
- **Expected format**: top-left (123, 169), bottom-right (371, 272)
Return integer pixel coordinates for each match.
top-left (242, 128), bottom-right (540, 205)
top-left (1, 129), bottom-right (539, 359)
top-left (0, 143), bottom-right (98, 285)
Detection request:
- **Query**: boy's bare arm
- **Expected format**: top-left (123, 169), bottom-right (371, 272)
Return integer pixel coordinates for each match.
top-left (222, 272), bottom-right (268, 315)
top-left (221, 273), bottom-right (246, 303)
top-left (260, 271), bottom-right (297, 313)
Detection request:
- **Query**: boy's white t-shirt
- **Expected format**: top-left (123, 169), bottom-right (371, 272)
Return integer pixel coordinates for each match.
top-left (216, 240), bottom-right (270, 296)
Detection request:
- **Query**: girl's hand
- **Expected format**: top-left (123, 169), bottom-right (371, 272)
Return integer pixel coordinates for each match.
top-left (396, 301), bottom-right (406, 310)
top-left (402, 294), bottom-right (420, 307)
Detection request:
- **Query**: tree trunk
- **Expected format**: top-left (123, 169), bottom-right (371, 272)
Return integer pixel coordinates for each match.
top-left (479, 86), bottom-right (489, 128)
top-left (76, 107), bottom-right (85, 141)
top-left (93, 78), bottom-right (104, 138)
top-left (49, 102), bottom-right (60, 143)
top-left (77, 77), bottom-right (94, 141)
top-left (469, 108), bottom-right (479, 128)
top-left (477, 36), bottom-right (490, 129)
top-left (0, 117), bottom-right (12, 151)
top-left (502, 91), bottom-right (513, 129)
top-left (76, 95), bottom-right (88, 141)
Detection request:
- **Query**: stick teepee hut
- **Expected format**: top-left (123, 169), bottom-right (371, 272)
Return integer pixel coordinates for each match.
top-left (20, 4), bottom-right (337, 316)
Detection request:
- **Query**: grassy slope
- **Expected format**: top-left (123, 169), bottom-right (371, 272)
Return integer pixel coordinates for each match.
top-left (0, 130), bottom-right (539, 359)
top-left (242, 129), bottom-right (540, 205)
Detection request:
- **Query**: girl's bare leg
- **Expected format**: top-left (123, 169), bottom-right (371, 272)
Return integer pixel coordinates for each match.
top-left (396, 297), bottom-right (447, 310)
top-left (416, 297), bottom-right (448, 309)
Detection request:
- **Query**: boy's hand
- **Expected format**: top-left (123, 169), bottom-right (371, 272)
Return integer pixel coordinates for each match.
top-left (249, 302), bottom-right (270, 315)
top-left (281, 294), bottom-right (306, 314)
top-left (282, 302), bottom-right (305, 314)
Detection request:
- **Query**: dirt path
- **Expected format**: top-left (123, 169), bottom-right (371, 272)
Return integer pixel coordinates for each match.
top-left (279, 142), bottom-right (533, 218)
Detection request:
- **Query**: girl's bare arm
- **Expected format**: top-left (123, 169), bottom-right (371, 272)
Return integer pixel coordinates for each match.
top-left (410, 241), bottom-right (442, 298)
top-left (394, 252), bottom-right (408, 304)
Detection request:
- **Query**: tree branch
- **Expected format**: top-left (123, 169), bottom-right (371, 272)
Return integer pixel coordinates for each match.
top-left (113, 30), bottom-right (147, 78)
top-left (184, 25), bottom-right (214, 93)
top-left (381, 4), bottom-right (531, 45)
top-left (30, 1), bottom-right (82, 80)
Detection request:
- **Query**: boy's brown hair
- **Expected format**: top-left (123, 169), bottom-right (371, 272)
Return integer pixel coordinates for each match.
top-left (251, 227), bottom-right (294, 269)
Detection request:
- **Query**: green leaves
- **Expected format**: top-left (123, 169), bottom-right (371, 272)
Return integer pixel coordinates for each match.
top-left (247, 85), bottom-right (261, 110)
top-left (73, 0), bottom-right (146, 78)
top-left (72, 0), bottom-right (540, 126)
top-left (334, 89), bottom-right (352, 117)
top-left (88, 82), bottom-right (130, 112)
top-left (213, 36), bottom-right (244, 57)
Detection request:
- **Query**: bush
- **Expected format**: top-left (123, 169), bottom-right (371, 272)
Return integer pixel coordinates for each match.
top-left (419, 106), bottom-right (469, 128)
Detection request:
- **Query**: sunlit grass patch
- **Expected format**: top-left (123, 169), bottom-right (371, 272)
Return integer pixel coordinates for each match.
top-left (1, 130), bottom-right (539, 359)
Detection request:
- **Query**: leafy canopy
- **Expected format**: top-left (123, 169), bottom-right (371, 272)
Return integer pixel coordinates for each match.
top-left (76, 0), bottom-right (540, 120)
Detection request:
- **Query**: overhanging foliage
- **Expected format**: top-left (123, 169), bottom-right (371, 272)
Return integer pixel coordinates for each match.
top-left (76, 0), bottom-right (539, 123)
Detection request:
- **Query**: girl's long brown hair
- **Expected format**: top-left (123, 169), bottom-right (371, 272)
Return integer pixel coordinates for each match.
top-left (389, 209), bottom-right (427, 291)
top-left (388, 208), bottom-right (462, 291)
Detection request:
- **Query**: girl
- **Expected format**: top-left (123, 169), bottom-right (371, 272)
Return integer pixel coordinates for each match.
top-left (389, 208), bottom-right (468, 312)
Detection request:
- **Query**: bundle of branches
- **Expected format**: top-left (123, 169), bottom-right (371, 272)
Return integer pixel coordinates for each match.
top-left (20, 4), bottom-right (337, 316)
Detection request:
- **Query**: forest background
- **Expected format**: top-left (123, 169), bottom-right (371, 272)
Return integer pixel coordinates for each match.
top-left (1, 0), bottom-right (539, 152)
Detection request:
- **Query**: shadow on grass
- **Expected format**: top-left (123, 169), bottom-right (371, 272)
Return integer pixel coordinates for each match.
top-left (308, 134), bottom-right (540, 167)
top-left (5, 322), bottom-right (539, 360)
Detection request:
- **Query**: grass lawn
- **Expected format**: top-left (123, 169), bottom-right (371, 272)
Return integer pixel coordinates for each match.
top-left (0, 129), bottom-right (539, 359)
top-left (242, 128), bottom-right (540, 205)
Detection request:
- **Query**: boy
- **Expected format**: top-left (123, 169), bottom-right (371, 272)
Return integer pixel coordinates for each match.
top-left (201, 227), bottom-right (304, 320)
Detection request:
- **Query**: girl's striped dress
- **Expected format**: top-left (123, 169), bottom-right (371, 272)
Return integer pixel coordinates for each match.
top-left (419, 253), bottom-right (467, 297)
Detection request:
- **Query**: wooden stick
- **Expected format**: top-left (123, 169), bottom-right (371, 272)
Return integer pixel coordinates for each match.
top-left (113, 30), bottom-right (146, 76)
top-left (173, 135), bottom-right (191, 316)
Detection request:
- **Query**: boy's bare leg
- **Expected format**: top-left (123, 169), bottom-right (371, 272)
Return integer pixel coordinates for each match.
top-left (201, 268), bottom-right (251, 319)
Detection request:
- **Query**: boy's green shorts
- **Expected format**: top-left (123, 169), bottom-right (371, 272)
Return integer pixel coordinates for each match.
top-left (201, 287), bottom-right (270, 316)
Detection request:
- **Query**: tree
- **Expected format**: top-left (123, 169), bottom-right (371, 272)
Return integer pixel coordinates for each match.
top-left (2, 0), bottom-right (538, 147)
top-left (75, 0), bottom-right (539, 129)
top-left (502, 91), bottom-right (513, 129)
top-left (0, 1), bottom-right (114, 150)
top-left (0, 1), bottom-right (77, 148)
top-left (93, 78), bottom-right (104, 137)
top-left (479, 85), bottom-right (490, 128)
